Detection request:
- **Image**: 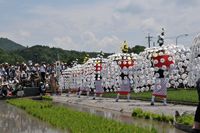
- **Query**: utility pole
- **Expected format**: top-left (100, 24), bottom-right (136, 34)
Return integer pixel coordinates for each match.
top-left (146, 33), bottom-right (153, 48)
top-left (153, 42), bottom-right (155, 47)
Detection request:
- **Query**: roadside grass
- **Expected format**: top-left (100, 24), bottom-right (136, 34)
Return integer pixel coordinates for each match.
top-left (7, 99), bottom-right (159, 133)
top-left (103, 90), bottom-right (198, 102)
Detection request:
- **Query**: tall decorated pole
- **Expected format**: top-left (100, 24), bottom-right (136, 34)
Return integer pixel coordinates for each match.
top-left (157, 28), bottom-right (165, 47)
top-left (120, 40), bottom-right (129, 53)
top-left (56, 53), bottom-right (60, 79)
top-left (83, 54), bottom-right (90, 64)
top-left (56, 53), bottom-right (61, 94)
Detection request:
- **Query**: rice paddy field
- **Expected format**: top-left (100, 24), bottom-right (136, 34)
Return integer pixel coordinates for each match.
top-left (7, 99), bottom-right (159, 133)
top-left (103, 89), bottom-right (199, 102)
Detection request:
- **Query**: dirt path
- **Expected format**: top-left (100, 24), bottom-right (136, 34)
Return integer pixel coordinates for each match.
top-left (52, 94), bottom-right (197, 117)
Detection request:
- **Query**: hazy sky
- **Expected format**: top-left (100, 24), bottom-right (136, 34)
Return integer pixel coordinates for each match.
top-left (0, 0), bottom-right (199, 53)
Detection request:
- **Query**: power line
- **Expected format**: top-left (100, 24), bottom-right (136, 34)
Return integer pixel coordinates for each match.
top-left (142, 41), bottom-right (149, 47)
top-left (138, 31), bottom-right (199, 48)
top-left (139, 38), bottom-right (146, 45)
top-left (141, 39), bottom-right (148, 46)
top-left (165, 31), bottom-right (199, 39)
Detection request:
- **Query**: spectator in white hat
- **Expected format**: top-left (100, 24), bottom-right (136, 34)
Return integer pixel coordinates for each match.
top-left (12, 80), bottom-right (22, 95)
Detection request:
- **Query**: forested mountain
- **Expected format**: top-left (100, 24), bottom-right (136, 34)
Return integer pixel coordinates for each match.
top-left (0, 38), bottom-right (26, 51)
top-left (14, 45), bottom-right (113, 65)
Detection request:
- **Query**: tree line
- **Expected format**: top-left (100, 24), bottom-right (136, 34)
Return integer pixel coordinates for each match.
top-left (13, 45), bottom-right (114, 65)
top-left (0, 38), bottom-right (146, 65)
top-left (0, 48), bottom-right (26, 65)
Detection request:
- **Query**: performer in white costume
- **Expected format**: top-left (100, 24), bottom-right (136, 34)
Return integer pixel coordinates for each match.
top-left (93, 62), bottom-right (104, 100)
top-left (150, 49), bottom-right (175, 105)
top-left (66, 68), bottom-right (79, 97)
top-left (116, 54), bottom-right (134, 102)
top-left (78, 67), bottom-right (92, 98)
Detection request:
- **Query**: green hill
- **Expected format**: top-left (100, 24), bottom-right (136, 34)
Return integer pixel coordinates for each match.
top-left (0, 38), bottom-right (145, 65)
top-left (14, 45), bottom-right (113, 65)
top-left (0, 38), bottom-right (26, 51)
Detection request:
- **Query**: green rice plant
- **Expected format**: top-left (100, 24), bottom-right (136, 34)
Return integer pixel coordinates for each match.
top-left (151, 113), bottom-right (158, 120)
top-left (132, 108), bottom-right (174, 124)
top-left (151, 124), bottom-right (159, 133)
top-left (42, 96), bottom-right (53, 100)
top-left (169, 116), bottom-right (174, 124)
top-left (177, 114), bottom-right (194, 125)
top-left (7, 99), bottom-right (53, 109)
top-left (137, 113), bottom-right (144, 118)
top-left (9, 99), bottom-right (159, 133)
top-left (165, 116), bottom-right (174, 124)
top-left (144, 112), bottom-right (151, 119)
top-left (161, 113), bottom-right (168, 122)
top-left (132, 108), bottom-right (143, 116)
top-left (155, 114), bottom-right (162, 121)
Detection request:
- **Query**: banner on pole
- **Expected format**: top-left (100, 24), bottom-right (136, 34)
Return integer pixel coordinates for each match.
top-left (56, 61), bottom-right (60, 78)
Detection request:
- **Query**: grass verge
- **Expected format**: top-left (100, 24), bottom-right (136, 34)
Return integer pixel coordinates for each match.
top-left (103, 90), bottom-right (198, 102)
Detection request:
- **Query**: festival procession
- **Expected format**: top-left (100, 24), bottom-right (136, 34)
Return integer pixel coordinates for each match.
top-left (1, 29), bottom-right (200, 132)
top-left (57, 31), bottom-right (200, 132)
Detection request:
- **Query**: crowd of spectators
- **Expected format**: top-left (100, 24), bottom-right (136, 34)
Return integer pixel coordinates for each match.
top-left (0, 61), bottom-right (68, 97)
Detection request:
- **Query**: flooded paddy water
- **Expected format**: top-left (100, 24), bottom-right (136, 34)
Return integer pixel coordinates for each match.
top-left (0, 100), bottom-right (67, 133)
top-left (0, 100), bottom-right (187, 133)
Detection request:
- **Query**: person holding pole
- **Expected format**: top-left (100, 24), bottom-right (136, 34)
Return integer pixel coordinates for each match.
top-left (50, 71), bottom-right (58, 96)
